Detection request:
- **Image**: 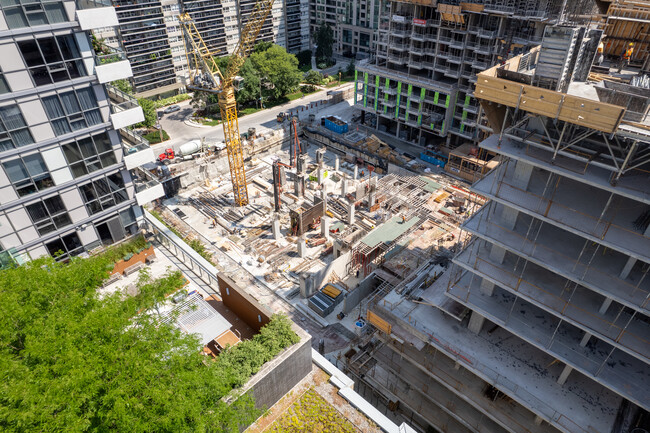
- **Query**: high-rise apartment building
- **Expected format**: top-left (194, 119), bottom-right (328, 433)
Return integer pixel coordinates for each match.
top-left (97, 0), bottom-right (310, 98)
top-left (350, 29), bottom-right (650, 433)
top-left (309, 0), bottom-right (379, 57)
top-left (0, 0), bottom-right (163, 266)
top-left (354, 0), bottom-right (565, 150)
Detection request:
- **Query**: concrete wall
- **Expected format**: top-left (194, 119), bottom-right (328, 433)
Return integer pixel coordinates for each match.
top-left (300, 251), bottom-right (351, 298)
top-left (343, 272), bottom-right (380, 314)
top-left (218, 273), bottom-right (273, 331)
top-left (240, 324), bottom-right (312, 412)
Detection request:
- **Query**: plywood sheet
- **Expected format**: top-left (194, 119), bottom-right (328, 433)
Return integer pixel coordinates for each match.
top-left (368, 310), bottom-right (392, 335)
top-left (474, 75), bottom-right (625, 133)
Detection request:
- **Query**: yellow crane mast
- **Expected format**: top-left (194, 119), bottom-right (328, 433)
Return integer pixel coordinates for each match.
top-left (178, 0), bottom-right (274, 206)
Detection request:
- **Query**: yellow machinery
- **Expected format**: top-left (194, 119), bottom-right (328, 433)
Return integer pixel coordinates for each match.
top-left (178, 0), bottom-right (274, 206)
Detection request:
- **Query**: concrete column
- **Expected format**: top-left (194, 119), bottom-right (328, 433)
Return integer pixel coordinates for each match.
top-left (317, 167), bottom-right (325, 184)
top-left (348, 202), bottom-right (355, 225)
top-left (353, 165), bottom-right (358, 180)
top-left (294, 174), bottom-right (304, 197)
top-left (272, 218), bottom-right (281, 240)
top-left (321, 216), bottom-right (330, 240)
top-left (512, 160), bottom-right (534, 191)
top-left (334, 156), bottom-right (340, 172)
top-left (480, 278), bottom-right (495, 296)
top-left (321, 183), bottom-right (328, 210)
top-left (297, 236), bottom-right (307, 258)
top-left (341, 177), bottom-right (348, 196)
top-left (500, 205), bottom-right (519, 231)
top-left (580, 331), bottom-right (592, 347)
top-left (369, 188), bottom-right (376, 208)
top-left (599, 297), bottom-right (613, 314)
top-left (468, 311), bottom-right (485, 334)
top-left (489, 244), bottom-right (507, 264)
top-left (557, 364), bottom-right (573, 385)
top-left (534, 416), bottom-right (544, 426)
top-left (619, 257), bottom-right (636, 280)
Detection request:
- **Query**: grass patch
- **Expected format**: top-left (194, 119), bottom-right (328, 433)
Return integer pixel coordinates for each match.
top-left (143, 129), bottom-right (170, 144)
top-left (148, 208), bottom-right (216, 265)
top-left (268, 389), bottom-right (359, 433)
top-left (201, 118), bottom-right (221, 126)
top-left (239, 107), bottom-right (263, 117)
top-left (286, 91), bottom-right (304, 101)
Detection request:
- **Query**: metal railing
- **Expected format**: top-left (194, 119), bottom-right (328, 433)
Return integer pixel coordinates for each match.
top-left (133, 167), bottom-right (161, 193)
top-left (94, 43), bottom-right (128, 66)
top-left (106, 84), bottom-right (139, 113)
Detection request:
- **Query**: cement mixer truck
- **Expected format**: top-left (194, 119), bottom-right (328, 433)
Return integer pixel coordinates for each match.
top-left (158, 139), bottom-right (225, 163)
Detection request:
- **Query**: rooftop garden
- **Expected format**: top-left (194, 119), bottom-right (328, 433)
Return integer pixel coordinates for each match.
top-left (0, 237), bottom-right (299, 432)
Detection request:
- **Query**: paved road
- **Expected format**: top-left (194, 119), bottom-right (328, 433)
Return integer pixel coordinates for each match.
top-left (154, 83), bottom-right (354, 154)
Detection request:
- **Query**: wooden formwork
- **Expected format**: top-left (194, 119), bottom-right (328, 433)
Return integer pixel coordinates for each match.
top-left (601, 0), bottom-right (650, 63)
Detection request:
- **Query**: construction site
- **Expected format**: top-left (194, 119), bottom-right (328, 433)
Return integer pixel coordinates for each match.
top-left (130, 2), bottom-right (649, 433)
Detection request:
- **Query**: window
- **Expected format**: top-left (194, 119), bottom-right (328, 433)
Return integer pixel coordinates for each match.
top-left (42, 87), bottom-right (103, 136)
top-left (0, 104), bottom-right (34, 151)
top-left (0, 72), bottom-right (10, 94)
top-left (45, 232), bottom-right (83, 261)
top-left (18, 35), bottom-right (86, 86)
top-left (26, 196), bottom-right (71, 236)
top-left (79, 172), bottom-right (128, 215)
top-left (1, 1), bottom-right (67, 29)
top-left (62, 132), bottom-right (116, 178)
top-left (3, 153), bottom-right (53, 197)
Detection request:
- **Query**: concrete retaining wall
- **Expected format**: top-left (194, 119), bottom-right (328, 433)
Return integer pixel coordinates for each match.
top-left (240, 324), bottom-right (312, 412)
top-left (343, 272), bottom-right (380, 314)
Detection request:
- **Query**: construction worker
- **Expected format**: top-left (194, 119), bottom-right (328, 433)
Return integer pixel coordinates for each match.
top-left (596, 40), bottom-right (604, 66)
top-left (617, 42), bottom-right (634, 72)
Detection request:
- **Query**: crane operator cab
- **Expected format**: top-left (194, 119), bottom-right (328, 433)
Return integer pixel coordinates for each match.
top-left (233, 76), bottom-right (244, 91)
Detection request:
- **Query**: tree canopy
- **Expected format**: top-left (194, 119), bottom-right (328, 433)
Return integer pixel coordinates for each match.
top-left (0, 246), bottom-right (298, 432)
top-left (304, 70), bottom-right (324, 85)
top-left (136, 97), bottom-right (157, 128)
top-left (314, 24), bottom-right (334, 61)
top-left (250, 45), bottom-right (302, 102)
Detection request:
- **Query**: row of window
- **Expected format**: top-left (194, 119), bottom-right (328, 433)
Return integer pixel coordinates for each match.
top-left (0, 90), bottom-right (103, 153)
top-left (1, 1), bottom-right (68, 30)
top-left (2, 130), bottom-right (117, 198)
top-left (18, 35), bottom-right (87, 86)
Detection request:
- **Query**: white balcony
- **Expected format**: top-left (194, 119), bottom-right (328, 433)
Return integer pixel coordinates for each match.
top-left (133, 169), bottom-right (165, 206)
top-left (111, 104), bottom-right (144, 130)
top-left (124, 145), bottom-right (155, 170)
top-left (75, 2), bottom-right (118, 30)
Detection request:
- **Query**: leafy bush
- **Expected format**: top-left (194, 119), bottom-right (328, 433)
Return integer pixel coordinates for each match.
top-left (296, 49), bottom-right (312, 68)
top-left (304, 70), bottom-right (323, 85)
top-left (300, 84), bottom-right (318, 94)
top-left (153, 93), bottom-right (191, 109)
top-left (143, 129), bottom-right (170, 144)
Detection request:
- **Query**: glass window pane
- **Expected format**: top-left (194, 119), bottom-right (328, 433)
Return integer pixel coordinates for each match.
top-left (52, 213), bottom-right (71, 229)
top-left (60, 91), bottom-right (80, 115)
top-left (62, 142), bottom-right (81, 163)
top-left (93, 132), bottom-right (112, 153)
top-left (107, 172), bottom-right (124, 189)
top-left (56, 34), bottom-right (80, 59)
top-left (30, 67), bottom-right (51, 86)
top-left (44, 195), bottom-right (65, 214)
top-left (99, 151), bottom-right (116, 167)
top-left (93, 178), bottom-right (110, 196)
top-left (80, 183), bottom-right (96, 201)
top-left (33, 174), bottom-right (53, 190)
top-left (62, 233), bottom-right (81, 252)
top-left (5, 7), bottom-right (28, 29)
top-left (3, 159), bottom-right (28, 182)
top-left (38, 37), bottom-right (62, 63)
top-left (23, 154), bottom-right (47, 176)
top-left (42, 95), bottom-right (65, 119)
top-left (18, 40), bottom-right (43, 66)
top-left (43, 3), bottom-right (66, 23)
top-left (0, 74), bottom-right (9, 94)
top-left (26, 202), bottom-right (48, 222)
top-left (87, 200), bottom-right (101, 215)
top-left (76, 87), bottom-right (97, 111)
top-left (0, 105), bottom-right (26, 129)
top-left (65, 60), bottom-right (84, 79)
top-left (77, 138), bottom-right (95, 158)
top-left (84, 109), bottom-right (102, 126)
top-left (10, 128), bottom-right (34, 147)
top-left (45, 238), bottom-right (65, 257)
top-left (51, 119), bottom-right (70, 136)
top-left (70, 162), bottom-right (87, 178)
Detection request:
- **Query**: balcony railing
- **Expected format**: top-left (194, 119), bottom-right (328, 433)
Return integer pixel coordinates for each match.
top-left (76, 0), bottom-right (111, 9)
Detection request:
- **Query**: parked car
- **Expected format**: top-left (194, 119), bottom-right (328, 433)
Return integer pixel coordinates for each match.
top-left (164, 104), bottom-right (181, 114)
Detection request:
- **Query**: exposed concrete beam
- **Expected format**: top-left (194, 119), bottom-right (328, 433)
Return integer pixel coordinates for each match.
top-left (557, 364), bottom-right (573, 385)
top-left (468, 311), bottom-right (486, 335)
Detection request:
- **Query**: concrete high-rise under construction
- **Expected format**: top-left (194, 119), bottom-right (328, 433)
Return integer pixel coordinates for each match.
top-left (348, 22), bottom-right (650, 433)
top-left (353, 0), bottom-right (569, 150)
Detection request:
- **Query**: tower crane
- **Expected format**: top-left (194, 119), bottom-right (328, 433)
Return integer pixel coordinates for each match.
top-left (178, 0), bottom-right (274, 207)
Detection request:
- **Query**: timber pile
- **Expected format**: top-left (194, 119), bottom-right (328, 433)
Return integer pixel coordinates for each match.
top-left (588, 71), bottom-right (631, 83)
top-left (600, 0), bottom-right (650, 64)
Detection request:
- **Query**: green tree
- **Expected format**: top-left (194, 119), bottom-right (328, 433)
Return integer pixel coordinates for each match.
top-left (314, 24), bottom-right (334, 62)
top-left (250, 45), bottom-right (302, 101)
top-left (296, 49), bottom-right (312, 68)
top-left (304, 70), bottom-right (323, 85)
top-left (346, 59), bottom-right (355, 77)
top-left (136, 97), bottom-right (157, 128)
top-left (0, 255), bottom-right (260, 432)
top-left (111, 79), bottom-right (133, 94)
top-left (253, 40), bottom-right (273, 53)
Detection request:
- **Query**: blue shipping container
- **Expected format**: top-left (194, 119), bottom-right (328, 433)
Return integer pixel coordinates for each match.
top-left (324, 117), bottom-right (349, 134)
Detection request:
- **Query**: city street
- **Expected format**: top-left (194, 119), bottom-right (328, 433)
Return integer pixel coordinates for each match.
top-left (153, 83), bottom-right (355, 154)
